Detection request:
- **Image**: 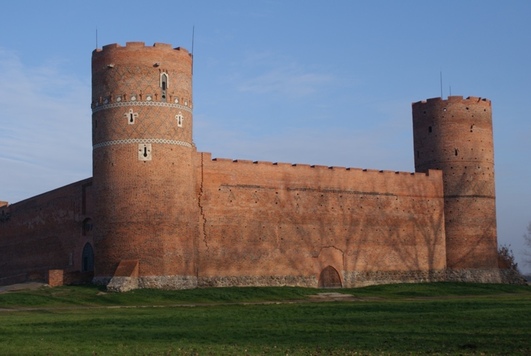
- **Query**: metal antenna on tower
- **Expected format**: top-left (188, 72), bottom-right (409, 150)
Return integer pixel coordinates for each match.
top-left (440, 71), bottom-right (443, 98)
top-left (191, 26), bottom-right (195, 75)
top-left (96, 28), bottom-right (98, 49)
top-left (191, 25), bottom-right (195, 55)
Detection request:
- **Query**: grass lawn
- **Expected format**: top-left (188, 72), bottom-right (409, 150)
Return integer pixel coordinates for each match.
top-left (0, 283), bottom-right (529, 355)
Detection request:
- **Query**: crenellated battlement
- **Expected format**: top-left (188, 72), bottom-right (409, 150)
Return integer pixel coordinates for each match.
top-left (94, 42), bottom-right (191, 56)
top-left (413, 96), bottom-right (491, 107)
top-left (207, 153), bottom-right (440, 181)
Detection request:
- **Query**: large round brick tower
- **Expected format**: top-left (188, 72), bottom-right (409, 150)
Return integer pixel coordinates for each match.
top-left (412, 96), bottom-right (498, 273)
top-left (91, 42), bottom-right (199, 291)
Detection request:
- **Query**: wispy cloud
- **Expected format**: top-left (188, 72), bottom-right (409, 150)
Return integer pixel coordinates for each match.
top-left (234, 51), bottom-right (334, 98)
top-left (0, 48), bottom-right (91, 203)
top-left (238, 68), bottom-right (333, 97)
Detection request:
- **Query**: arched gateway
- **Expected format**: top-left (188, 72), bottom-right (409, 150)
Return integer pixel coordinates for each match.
top-left (318, 266), bottom-right (342, 288)
top-left (82, 243), bottom-right (94, 272)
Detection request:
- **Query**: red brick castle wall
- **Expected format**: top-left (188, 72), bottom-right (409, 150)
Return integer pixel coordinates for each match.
top-left (0, 179), bottom-right (93, 285)
top-left (195, 154), bottom-right (446, 287)
top-left (91, 43), bottom-right (200, 289)
top-left (0, 42), bottom-right (513, 290)
top-left (413, 97), bottom-right (498, 270)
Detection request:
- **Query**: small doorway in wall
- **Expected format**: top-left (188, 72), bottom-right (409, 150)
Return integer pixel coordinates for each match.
top-left (82, 243), bottom-right (94, 272)
top-left (318, 265), bottom-right (342, 288)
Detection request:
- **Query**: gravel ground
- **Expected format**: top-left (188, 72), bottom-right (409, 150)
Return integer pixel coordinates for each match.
top-left (0, 282), bottom-right (48, 294)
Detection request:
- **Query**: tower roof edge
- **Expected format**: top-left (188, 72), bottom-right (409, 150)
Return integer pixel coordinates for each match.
top-left (93, 42), bottom-right (190, 56)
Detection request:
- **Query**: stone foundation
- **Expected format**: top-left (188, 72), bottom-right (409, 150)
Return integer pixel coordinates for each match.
top-left (93, 268), bottom-right (526, 292)
top-left (344, 268), bottom-right (527, 287)
top-left (138, 275), bottom-right (198, 290)
top-left (94, 275), bottom-right (198, 292)
top-left (446, 268), bottom-right (526, 285)
top-left (500, 268), bottom-right (527, 284)
top-left (343, 270), bottom-right (448, 288)
top-left (107, 276), bottom-right (138, 292)
top-left (198, 275), bottom-right (317, 288)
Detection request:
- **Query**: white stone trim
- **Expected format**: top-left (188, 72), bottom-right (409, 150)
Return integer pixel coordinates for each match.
top-left (93, 138), bottom-right (192, 149)
top-left (92, 100), bottom-right (192, 114)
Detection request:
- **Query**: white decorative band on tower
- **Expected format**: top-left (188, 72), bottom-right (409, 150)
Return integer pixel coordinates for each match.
top-left (92, 101), bottom-right (192, 114)
top-left (93, 138), bottom-right (192, 149)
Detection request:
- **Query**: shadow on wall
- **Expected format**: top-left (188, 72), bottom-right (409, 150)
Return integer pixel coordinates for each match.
top-left (197, 165), bottom-right (447, 287)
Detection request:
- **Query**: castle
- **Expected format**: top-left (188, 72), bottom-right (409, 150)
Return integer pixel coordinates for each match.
top-left (0, 42), bottom-right (519, 291)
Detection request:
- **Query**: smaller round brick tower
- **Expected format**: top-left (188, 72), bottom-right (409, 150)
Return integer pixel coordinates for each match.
top-left (412, 96), bottom-right (498, 273)
top-left (91, 42), bottom-right (199, 290)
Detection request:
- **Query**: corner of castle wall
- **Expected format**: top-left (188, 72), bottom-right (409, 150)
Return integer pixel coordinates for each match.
top-left (426, 169), bottom-right (443, 179)
top-left (202, 152), bottom-right (212, 160)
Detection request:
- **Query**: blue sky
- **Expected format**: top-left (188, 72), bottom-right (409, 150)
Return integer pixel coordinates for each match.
top-left (1, 1), bottom-right (530, 272)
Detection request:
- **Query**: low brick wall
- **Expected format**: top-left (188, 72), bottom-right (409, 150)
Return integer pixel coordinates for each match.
top-left (0, 273), bottom-right (29, 286)
top-left (47, 270), bottom-right (64, 287)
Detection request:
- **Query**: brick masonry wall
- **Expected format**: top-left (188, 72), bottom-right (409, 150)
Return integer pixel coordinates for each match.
top-left (91, 42), bottom-right (200, 282)
top-left (0, 40), bottom-right (509, 289)
top-left (195, 152), bottom-right (447, 288)
top-left (0, 179), bottom-right (93, 285)
top-left (413, 96), bottom-right (497, 269)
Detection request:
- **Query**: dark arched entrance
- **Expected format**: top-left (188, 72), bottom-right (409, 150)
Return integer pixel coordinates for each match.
top-left (318, 265), bottom-right (342, 288)
top-left (81, 243), bottom-right (94, 272)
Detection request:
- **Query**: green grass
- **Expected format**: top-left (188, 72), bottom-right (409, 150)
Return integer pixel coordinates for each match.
top-left (0, 283), bottom-right (530, 355)
top-left (0, 285), bottom-right (318, 308)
